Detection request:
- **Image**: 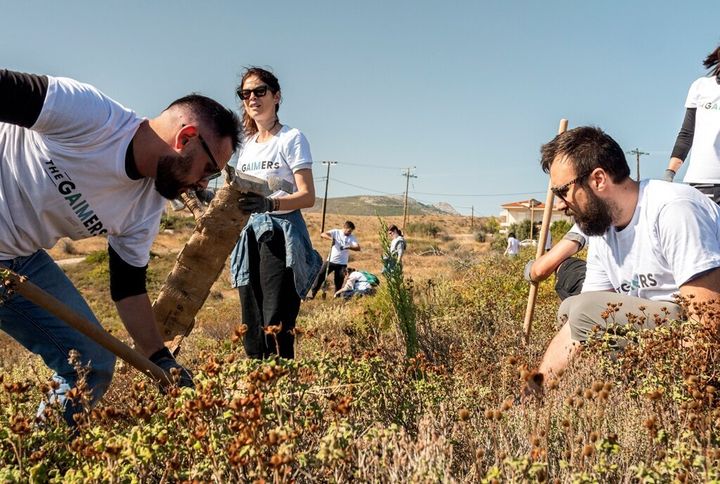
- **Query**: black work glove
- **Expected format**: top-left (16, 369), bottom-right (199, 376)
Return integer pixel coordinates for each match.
top-left (149, 347), bottom-right (195, 390)
top-left (238, 193), bottom-right (277, 213)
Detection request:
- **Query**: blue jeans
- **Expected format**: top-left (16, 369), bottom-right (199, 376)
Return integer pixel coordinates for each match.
top-left (0, 250), bottom-right (116, 425)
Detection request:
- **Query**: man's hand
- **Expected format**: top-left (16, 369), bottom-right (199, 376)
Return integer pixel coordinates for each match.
top-left (149, 347), bottom-right (194, 390)
top-left (238, 193), bottom-right (277, 213)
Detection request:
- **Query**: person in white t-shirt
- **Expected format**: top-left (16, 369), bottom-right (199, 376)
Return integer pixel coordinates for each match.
top-left (664, 44), bottom-right (720, 203)
top-left (309, 221), bottom-right (361, 298)
top-left (0, 69), bottom-right (241, 424)
top-left (229, 67), bottom-right (322, 360)
top-left (531, 126), bottom-right (720, 390)
top-left (388, 225), bottom-right (407, 264)
top-left (334, 267), bottom-right (377, 299)
top-left (504, 232), bottom-right (520, 257)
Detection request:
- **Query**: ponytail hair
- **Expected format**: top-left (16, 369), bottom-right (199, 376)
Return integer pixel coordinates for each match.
top-left (388, 224), bottom-right (403, 237)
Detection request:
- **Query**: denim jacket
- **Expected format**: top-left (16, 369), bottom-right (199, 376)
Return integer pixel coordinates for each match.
top-left (230, 210), bottom-right (322, 299)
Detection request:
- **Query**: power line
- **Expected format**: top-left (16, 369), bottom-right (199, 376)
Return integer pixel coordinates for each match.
top-left (410, 189), bottom-right (546, 197)
top-left (333, 161), bottom-right (405, 171)
top-left (330, 177), bottom-right (546, 198)
top-left (331, 177), bottom-right (402, 196)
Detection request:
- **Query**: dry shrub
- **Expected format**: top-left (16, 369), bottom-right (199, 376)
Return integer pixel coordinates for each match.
top-left (1, 245), bottom-right (718, 482)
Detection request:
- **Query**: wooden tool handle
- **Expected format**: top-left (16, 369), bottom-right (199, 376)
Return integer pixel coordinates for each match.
top-left (1, 269), bottom-right (171, 385)
top-left (523, 118), bottom-right (568, 344)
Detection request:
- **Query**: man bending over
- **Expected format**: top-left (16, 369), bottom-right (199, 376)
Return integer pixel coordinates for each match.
top-left (0, 69), bottom-right (241, 425)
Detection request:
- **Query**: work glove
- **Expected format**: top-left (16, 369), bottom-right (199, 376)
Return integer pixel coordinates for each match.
top-left (662, 169), bottom-right (676, 183)
top-left (524, 259), bottom-right (536, 283)
top-left (238, 193), bottom-right (277, 213)
top-left (149, 347), bottom-right (195, 390)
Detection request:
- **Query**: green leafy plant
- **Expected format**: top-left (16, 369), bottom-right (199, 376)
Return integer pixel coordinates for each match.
top-left (379, 219), bottom-right (418, 358)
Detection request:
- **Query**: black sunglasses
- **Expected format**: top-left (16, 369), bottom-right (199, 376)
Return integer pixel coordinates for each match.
top-left (551, 170), bottom-right (592, 202)
top-left (237, 85), bottom-right (269, 100)
top-left (197, 134), bottom-right (222, 181)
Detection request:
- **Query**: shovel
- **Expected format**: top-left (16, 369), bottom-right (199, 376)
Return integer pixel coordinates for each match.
top-left (320, 237), bottom-right (335, 300)
top-left (0, 268), bottom-right (172, 386)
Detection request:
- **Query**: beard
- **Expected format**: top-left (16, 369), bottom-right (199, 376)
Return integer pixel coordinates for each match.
top-left (573, 189), bottom-right (614, 236)
top-left (154, 153), bottom-right (195, 200)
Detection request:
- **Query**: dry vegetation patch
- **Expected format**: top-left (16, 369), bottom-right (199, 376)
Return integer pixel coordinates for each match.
top-left (0, 210), bottom-right (718, 481)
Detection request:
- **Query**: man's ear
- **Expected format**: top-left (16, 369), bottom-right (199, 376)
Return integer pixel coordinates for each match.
top-left (175, 124), bottom-right (198, 150)
top-left (591, 168), bottom-right (609, 192)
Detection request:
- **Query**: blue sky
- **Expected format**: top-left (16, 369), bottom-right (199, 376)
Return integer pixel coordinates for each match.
top-left (2, 1), bottom-right (718, 215)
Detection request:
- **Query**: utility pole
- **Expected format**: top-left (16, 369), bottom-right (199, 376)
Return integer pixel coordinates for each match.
top-left (401, 167), bottom-right (417, 232)
top-left (470, 206), bottom-right (474, 230)
top-left (320, 161), bottom-right (337, 233)
top-left (627, 148), bottom-right (649, 182)
top-left (528, 199), bottom-right (538, 240)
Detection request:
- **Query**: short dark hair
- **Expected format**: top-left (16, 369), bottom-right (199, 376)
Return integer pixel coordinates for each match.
top-left (165, 94), bottom-right (241, 152)
top-left (344, 221), bottom-right (355, 230)
top-left (540, 126), bottom-right (630, 183)
top-left (508, 232), bottom-right (516, 238)
top-left (703, 45), bottom-right (720, 77)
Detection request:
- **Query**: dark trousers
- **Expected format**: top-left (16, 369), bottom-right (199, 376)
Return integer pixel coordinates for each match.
top-left (238, 229), bottom-right (301, 359)
top-left (311, 262), bottom-right (346, 296)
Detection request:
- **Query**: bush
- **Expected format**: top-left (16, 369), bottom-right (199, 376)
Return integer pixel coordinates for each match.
top-left (4, 226), bottom-right (719, 482)
top-left (478, 216), bottom-right (501, 234)
top-left (508, 219), bottom-right (533, 241)
top-left (379, 219), bottom-right (418, 358)
top-left (550, 219), bottom-right (573, 243)
top-left (491, 235), bottom-right (507, 252)
top-left (160, 213), bottom-right (196, 231)
top-left (474, 231), bottom-right (486, 243)
top-left (406, 222), bottom-right (441, 238)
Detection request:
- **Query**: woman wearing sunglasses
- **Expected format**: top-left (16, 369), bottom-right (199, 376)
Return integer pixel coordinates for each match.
top-left (229, 67), bottom-right (322, 359)
top-left (664, 44), bottom-right (720, 204)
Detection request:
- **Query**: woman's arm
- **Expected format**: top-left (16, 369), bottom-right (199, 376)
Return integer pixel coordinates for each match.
top-left (665, 108), bottom-right (696, 181)
top-left (275, 168), bottom-right (315, 211)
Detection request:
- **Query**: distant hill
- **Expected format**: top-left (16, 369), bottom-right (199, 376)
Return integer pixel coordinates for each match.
top-left (305, 195), bottom-right (459, 216)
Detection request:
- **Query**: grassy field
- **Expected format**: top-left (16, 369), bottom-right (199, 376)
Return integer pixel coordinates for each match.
top-left (0, 209), bottom-right (718, 482)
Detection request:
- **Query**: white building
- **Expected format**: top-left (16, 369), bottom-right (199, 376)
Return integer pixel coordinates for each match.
top-left (498, 198), bottom-right (573, 232)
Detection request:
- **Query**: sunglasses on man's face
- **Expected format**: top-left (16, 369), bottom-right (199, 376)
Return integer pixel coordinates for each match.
top-left (237, 85), bottom-right (269, 101)
top-left (550, 170), bottom-right (592, 202)
top-left (197, 134), bottom-right (222, 181)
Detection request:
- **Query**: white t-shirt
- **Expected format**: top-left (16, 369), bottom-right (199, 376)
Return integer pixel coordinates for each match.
top-left (0, 76), bottom-right (165, 266)
top-left (390, 236), bottom-right (406, 257)
top-left (683, 76), bottom-right (720, 184)
top-left (346, 271), bottom-right (372, 292)
top-left (327, 228), bottom-right (358, 265)
top-left (235, 125), bottom-right (312, 214)
top-left (563, 223), bottom-right (587, 251)
top-left (582, 180), bottom-right (720, 301)
top-left (506, 236), bottom-right (520, 255)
